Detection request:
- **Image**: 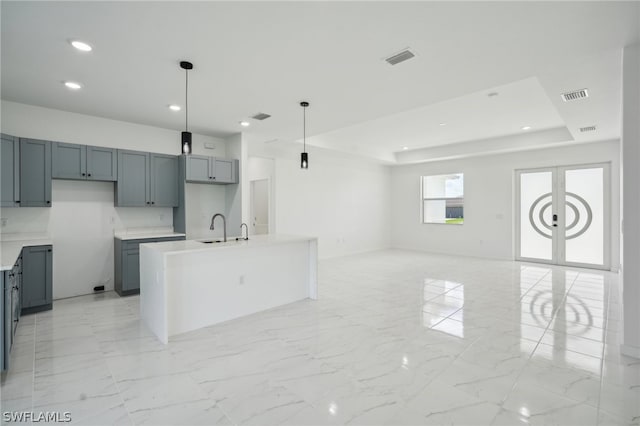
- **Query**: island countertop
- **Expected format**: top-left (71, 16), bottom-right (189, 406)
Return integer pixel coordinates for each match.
top-left (140, 234), bottom-right (317, 255)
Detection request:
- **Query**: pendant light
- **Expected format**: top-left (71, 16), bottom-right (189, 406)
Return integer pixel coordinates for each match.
top-left (180, 61), bottom-right (193, 154)
top-left (300, 101), bottom-right (309, 169)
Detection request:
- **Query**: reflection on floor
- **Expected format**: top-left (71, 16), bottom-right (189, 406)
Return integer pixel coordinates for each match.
top-left (1, 250), bottom-right (637, 425)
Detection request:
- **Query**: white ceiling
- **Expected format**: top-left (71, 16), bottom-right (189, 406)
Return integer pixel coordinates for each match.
top-left (1, 1), bottom-right (639, 162)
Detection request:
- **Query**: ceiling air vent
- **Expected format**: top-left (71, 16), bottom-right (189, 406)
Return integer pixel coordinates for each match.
top-left (385, 49), bottom-right (415, 66)
top-left (561, 88), bottom-right (589, 102)
top-left (252, 112), bottom-right (271, 120)
top-left (579, 125), bottom-right (597, 133)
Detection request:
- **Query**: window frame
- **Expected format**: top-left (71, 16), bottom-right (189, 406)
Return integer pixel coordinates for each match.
top-left (420, 173), bottom-right (465, 225)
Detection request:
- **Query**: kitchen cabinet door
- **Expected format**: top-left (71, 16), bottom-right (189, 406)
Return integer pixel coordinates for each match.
top-left (185, 155), bottom-right (212, 182)
top-left (21, 245), bottom-right (52, 314)
top-left (116, 150), bottom-right (150, 206)
top-left (150, 154), bottom-right (178, 207)
top-left (20, 138), bottom-right (52, 207)
top-left (214, 158), bottom-right (235, 183)
top-left (52, 142), bottom-right (86, 180)
top-left (87, 146), bottom-right (117, 181)
top-left (122, 249), bottom-right (140, 292)
top-left (1, 134), bottom-right (20, 207)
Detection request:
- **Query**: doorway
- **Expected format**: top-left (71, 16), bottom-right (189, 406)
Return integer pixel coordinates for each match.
top-left (515, 163), bottom-right (610, 270)
top-left (250, 179), bottom-right (269, 235)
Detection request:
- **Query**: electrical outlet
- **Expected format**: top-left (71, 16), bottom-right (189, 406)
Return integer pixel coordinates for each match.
top-left (0, 218), bottom-right (7, 227)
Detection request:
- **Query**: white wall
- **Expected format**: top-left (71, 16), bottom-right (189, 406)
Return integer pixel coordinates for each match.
top-left (247, 141), bottom-right (392, 259)
top-left (391, 140), bottom-right (621, 266)
top-left (621, 43), bottom-right (640, 358)
top-left (0, 101), bottom-right (227, 298)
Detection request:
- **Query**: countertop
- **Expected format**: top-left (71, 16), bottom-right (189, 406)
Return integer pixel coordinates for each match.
top-left (1, 237), bottom-right (53, 271)
top-left (114, 231), bottom-right (186, 241)
top-left (140, 234), bottom-right (317, 255)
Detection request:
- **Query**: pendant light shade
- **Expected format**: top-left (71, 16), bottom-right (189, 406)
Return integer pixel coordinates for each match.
top-left (300, 101), bottom-right (309, 169)
top-left (180, 61), bottom-right (193, 154)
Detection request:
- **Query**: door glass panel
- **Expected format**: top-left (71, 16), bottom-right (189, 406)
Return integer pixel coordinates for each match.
top-left (564, 167), bottom-right (604, 265)
top-left (520, 171), bottom-right (553, 260)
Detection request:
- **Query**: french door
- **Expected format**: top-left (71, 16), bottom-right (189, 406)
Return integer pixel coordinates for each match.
top-left (516, 163), bottom-right (610, 270)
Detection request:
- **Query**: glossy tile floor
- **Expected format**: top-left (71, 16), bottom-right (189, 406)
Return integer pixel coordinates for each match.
top-left (1, 249), bottom-right (637, 425)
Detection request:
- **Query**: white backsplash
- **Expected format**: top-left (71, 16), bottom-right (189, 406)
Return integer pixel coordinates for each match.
top-left (0, 180), bottom-right (173, 299)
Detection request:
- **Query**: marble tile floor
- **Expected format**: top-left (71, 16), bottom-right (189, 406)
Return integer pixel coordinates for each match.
top-left (1, 249), bottom-right (638, 425)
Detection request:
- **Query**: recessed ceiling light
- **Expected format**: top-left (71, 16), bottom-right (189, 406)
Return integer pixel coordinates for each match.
top-left (70, 40), bottom-right (92, 52)
top-left (168, 104), bottom-right (181, 111)
top-left (64, 81), bottom-right (82, 90)
top-left (521, 126), bottom-right (532, 131)
top-left (402, 146), bottom-right (409, 150)
top-left (439, 122), bottom-right (447, 126)
top-left (239, 121), bottom-right (250, 127)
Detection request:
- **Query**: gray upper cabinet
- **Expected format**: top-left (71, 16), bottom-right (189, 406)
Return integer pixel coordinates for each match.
top-left (1, 134), bottom-right (20, 207)
top-left (52, 142), bottom-right (117, 181)
top-left (185, 155), bottom-right (211, 182)
top-left (116, 150), bottom-right (149, 207)
top-left (21, 245), bottom-right (52, 314)
top-left (184, 155), bottom-right (238, 184)
top-left (87, 146), bottom-right (117, 181)
top-left (20, 138), bottom-right (52, 207)
top-left (52, 142), bottom-right (86, 179)
top-left (116, 150), bottom-right (178, 207)
top-left (151, 154), bottom-right (179, 207)
top-left (214, 158), bottom-right (235, 183)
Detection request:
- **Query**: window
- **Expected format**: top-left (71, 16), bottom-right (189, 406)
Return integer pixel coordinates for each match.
top-left (422, 173), bottom-right (464, 224)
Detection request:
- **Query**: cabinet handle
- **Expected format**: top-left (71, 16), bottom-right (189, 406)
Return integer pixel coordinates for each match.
top-left (146, 201), bottom-right (150, 205)
top-left (88, 173), bottom-right (92, 177)
top-left (47, 249), bottom-right (52, 252)
top-left (16, 200), bottom-right (20, 203)
top-left (82, 173), bottom-right (86, 176)
top-left (212, 177), bottom-right (216, 180)
top-left (46, 201), bottom-right (50, 204)
top-left (151, 201), bottom-right (155, 205)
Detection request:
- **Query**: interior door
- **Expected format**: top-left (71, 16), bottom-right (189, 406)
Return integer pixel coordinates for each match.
top-left (250, 179), bottom-right (269, 235)
top-left (516, 163), bottom-right (610, 270)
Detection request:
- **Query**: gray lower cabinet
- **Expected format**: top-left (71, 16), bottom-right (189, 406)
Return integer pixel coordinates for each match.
top-left (2, 253), bottom-right (23, 372)
top-left (20, 138), bottom-right (52, 207)
top-left (52, 142), bottom-right (117, 181)
top-left (184, 155), bottom-right (238, 184)
top-left (115, 150), bottom-right (178, 207)
top-left (114, 236), bottom-right (185, 296)
top-left (21, 245), bottom-right (53, 315)
top-left (1, 134), bottom-right (20, 207)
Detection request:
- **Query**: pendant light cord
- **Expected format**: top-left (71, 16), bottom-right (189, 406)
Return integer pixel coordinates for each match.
top-left (185, 69), bottom-right (189, 132)
top-left (303, 105), bottom-right (306, 153)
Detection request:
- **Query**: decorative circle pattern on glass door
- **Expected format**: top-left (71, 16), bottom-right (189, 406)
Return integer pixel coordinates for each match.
top-left (529, 192), bottom-right (593, 240)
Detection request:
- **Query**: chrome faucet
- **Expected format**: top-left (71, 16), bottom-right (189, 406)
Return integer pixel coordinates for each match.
top-left (210, 213), bottom-right (227, 242)
top-left (240, 223), bottom-right (249, 240)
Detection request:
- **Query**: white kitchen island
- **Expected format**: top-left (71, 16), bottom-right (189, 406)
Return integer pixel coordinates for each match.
top-left (139, 234), bottom-right (317, 344)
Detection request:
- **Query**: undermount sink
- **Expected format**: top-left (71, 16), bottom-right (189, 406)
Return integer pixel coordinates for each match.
top-left (198, 238), bottom-right (247, 244)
